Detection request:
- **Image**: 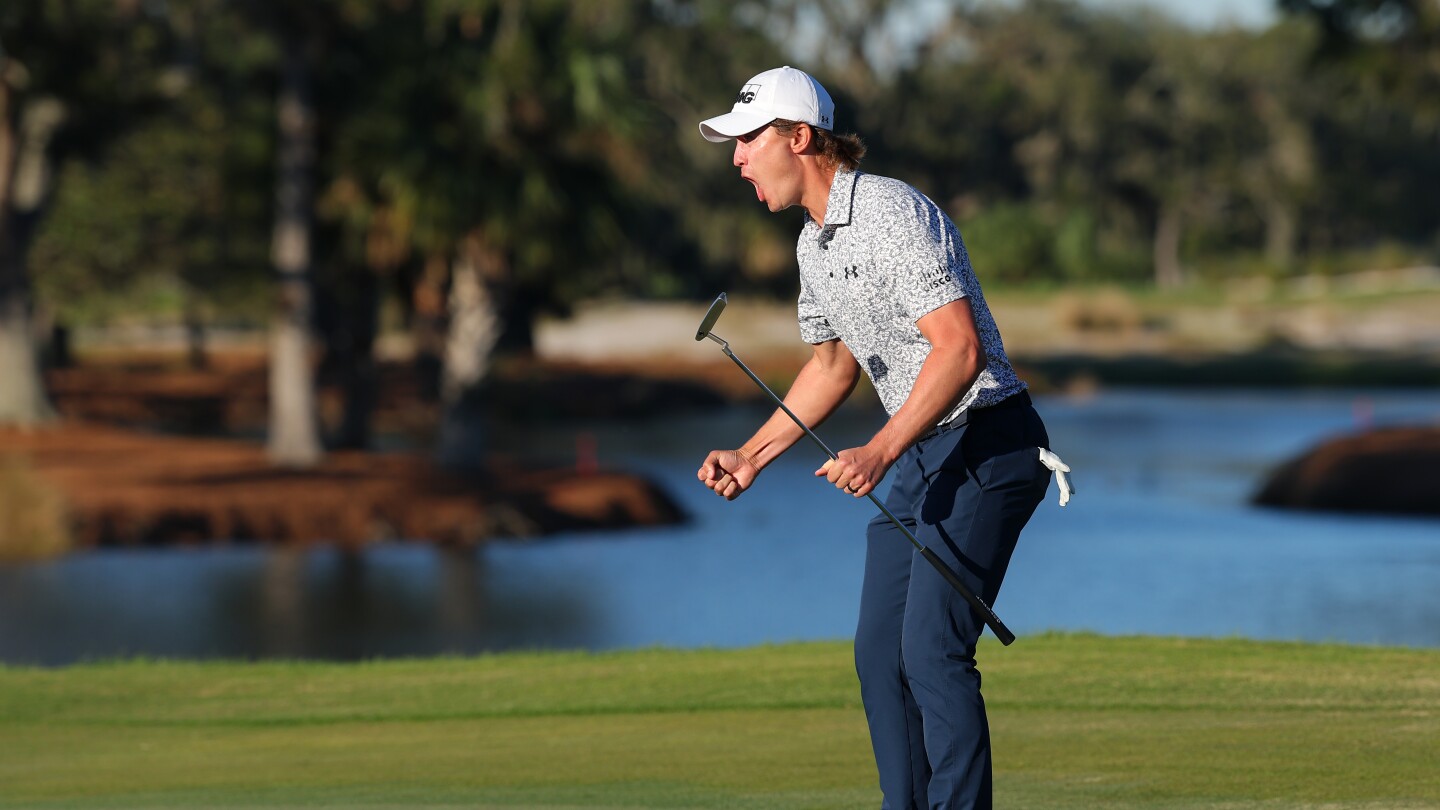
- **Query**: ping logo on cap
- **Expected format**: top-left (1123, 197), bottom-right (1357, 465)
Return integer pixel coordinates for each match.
top-left (735, 83), bottom-right (761, 104)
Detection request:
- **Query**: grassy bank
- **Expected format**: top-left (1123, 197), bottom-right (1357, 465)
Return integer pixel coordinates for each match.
top-left (1, 634), bottom-right (1437, 809)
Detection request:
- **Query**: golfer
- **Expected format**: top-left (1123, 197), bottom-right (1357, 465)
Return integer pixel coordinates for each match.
top-left (695, 66), bottom-right (1054, 809)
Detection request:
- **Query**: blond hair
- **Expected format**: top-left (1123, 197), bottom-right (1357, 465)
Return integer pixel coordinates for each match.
top-left (771, 119), bottom-right (866, 172)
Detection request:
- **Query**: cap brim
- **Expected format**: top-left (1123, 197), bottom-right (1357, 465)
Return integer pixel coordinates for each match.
top-left (698, 110), bottom-right (774, 143)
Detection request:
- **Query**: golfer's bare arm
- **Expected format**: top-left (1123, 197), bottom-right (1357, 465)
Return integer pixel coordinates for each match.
top-left (698, 339), bottom-right (859, 499)
top-left (818, 298), bottom-right (986, 497)
top-left (870, 298), bottom-right (986, 462)
top-left (736, 338), bottom-right (861, 471)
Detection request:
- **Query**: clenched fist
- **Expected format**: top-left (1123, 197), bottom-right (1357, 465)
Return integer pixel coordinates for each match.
top-left (698, 448), bottom-right (760, 501)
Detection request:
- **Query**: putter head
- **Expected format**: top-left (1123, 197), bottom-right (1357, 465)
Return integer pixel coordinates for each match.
top-left (695, 292), bottom-right (728, 341)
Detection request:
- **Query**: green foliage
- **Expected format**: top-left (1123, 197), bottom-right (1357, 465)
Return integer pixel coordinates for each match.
top-left (1304, 242), bottom-right (1436, 277)
top-left (7, 0), bottom-right (274, 330)
top-left (961, 202), bottom-right (1056, 285)
top-left (29, 88), bottom-right (268, 326)
top-left (1053, 208), bottom-right (1099, 281)
top-left (961, 203), bottom-right (1148, 288)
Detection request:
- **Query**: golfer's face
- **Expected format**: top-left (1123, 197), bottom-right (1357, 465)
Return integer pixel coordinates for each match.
top-left (733, 123), bottom-right (796, 212)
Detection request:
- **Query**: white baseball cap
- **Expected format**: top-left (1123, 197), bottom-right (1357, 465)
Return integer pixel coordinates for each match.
top-left (698, 66), bottom-right (835, 143)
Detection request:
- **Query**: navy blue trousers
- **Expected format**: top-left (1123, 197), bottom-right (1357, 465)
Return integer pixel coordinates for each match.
top-left (855, 395), bottom-right (1050, 810)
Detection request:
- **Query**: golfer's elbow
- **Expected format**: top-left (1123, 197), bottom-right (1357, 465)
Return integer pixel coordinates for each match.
top-left (965, 342), bottom-right (986, 377)
top-left (830, 353), bottom-right (863, 394)
top-left (812, 340), bottom-right (859, 378)
top-left (940, 338), bottom-right (985, 379)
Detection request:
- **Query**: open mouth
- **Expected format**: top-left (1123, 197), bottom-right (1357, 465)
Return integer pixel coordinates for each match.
top-left (743, 175), bottom-right (763, 202)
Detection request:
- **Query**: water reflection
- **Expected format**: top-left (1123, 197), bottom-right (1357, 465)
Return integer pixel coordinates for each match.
top-left (1, 545), bottom-right (597, 665)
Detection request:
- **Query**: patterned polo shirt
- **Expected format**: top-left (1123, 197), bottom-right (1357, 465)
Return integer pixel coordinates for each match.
top-left (795, 169), bottom-right (1025, 425)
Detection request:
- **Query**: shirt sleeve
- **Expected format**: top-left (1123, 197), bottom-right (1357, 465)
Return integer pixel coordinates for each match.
top-left (797, 275), bottom-right (838, 344)
top-left (873, 190), bottom-right (968, 323)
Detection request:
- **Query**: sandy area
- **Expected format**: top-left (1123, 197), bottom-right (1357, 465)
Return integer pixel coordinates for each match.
top-left (534, 286), bottom-right (1440, 364)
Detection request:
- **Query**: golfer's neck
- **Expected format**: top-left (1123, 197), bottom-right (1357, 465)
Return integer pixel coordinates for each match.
top-left (800, 162), bottom-right (837, 224)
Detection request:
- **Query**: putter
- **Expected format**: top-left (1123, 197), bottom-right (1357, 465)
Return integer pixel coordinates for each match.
top-left (695, 292), bottom-right (1016, 646)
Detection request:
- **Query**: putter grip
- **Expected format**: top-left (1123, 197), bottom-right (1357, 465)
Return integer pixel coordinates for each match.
top-left (918, 547), bottom-right (1016, 646)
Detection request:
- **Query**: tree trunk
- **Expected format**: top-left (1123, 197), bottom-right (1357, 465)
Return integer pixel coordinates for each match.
top-left (435, 245), bottom-right (502, 469)
top-left (441, 250), bottom-right (501, 409)
top-left (410, 253), bottom-right (449, 404)
top-left (0, 289), bottom-right (51, 426)
top-left (0, 84), bottom-right (61, 427)
top-left (266, 42), bottom-right (322, 467)
top-left (332, 271), bottom-right (379, 450)
top-left (1253, 89), bottom-right (1308, 272)
top-left (1263, 198), bottom-right (1298, 269)
top-left (1153, 201), bottom-right (1185, 290)
top-left (184, 292), bottom-right (208, 370)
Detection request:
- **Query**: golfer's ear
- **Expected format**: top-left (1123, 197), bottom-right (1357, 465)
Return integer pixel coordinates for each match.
top-left (790, 123), bottom-right (813, 155)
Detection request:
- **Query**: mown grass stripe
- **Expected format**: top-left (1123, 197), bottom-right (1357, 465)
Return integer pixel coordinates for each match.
top-left (2, 634), bottom-right (1436, 809)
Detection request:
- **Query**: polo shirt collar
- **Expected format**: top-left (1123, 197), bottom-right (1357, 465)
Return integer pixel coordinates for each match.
top-left (821, 168), bottom-right (858, 228)
top-left (805, 169), bottom-right (859, 230)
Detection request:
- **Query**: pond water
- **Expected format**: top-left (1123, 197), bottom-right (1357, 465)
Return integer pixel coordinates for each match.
top-left (2, 388), bottom-right (1437, 665)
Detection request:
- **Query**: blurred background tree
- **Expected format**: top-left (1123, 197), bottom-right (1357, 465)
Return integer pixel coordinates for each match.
top-left (4, 0), bottom-right (1436, 436)
top-left (1279, 0), bottom-right (1440, 259)
top-left (1, 0), bottom-right (182, 426)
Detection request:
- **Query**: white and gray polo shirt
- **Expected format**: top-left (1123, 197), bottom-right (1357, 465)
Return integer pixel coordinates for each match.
top-left (795, 169), bottom-right (1025, 426)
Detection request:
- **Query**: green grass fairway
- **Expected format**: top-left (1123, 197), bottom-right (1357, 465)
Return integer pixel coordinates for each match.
top-left (2, 634), bottom-right (1437, 809)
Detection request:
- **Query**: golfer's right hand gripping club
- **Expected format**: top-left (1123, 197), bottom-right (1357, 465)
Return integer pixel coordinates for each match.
top-left (694, 293), bottom-right (1017, 646)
